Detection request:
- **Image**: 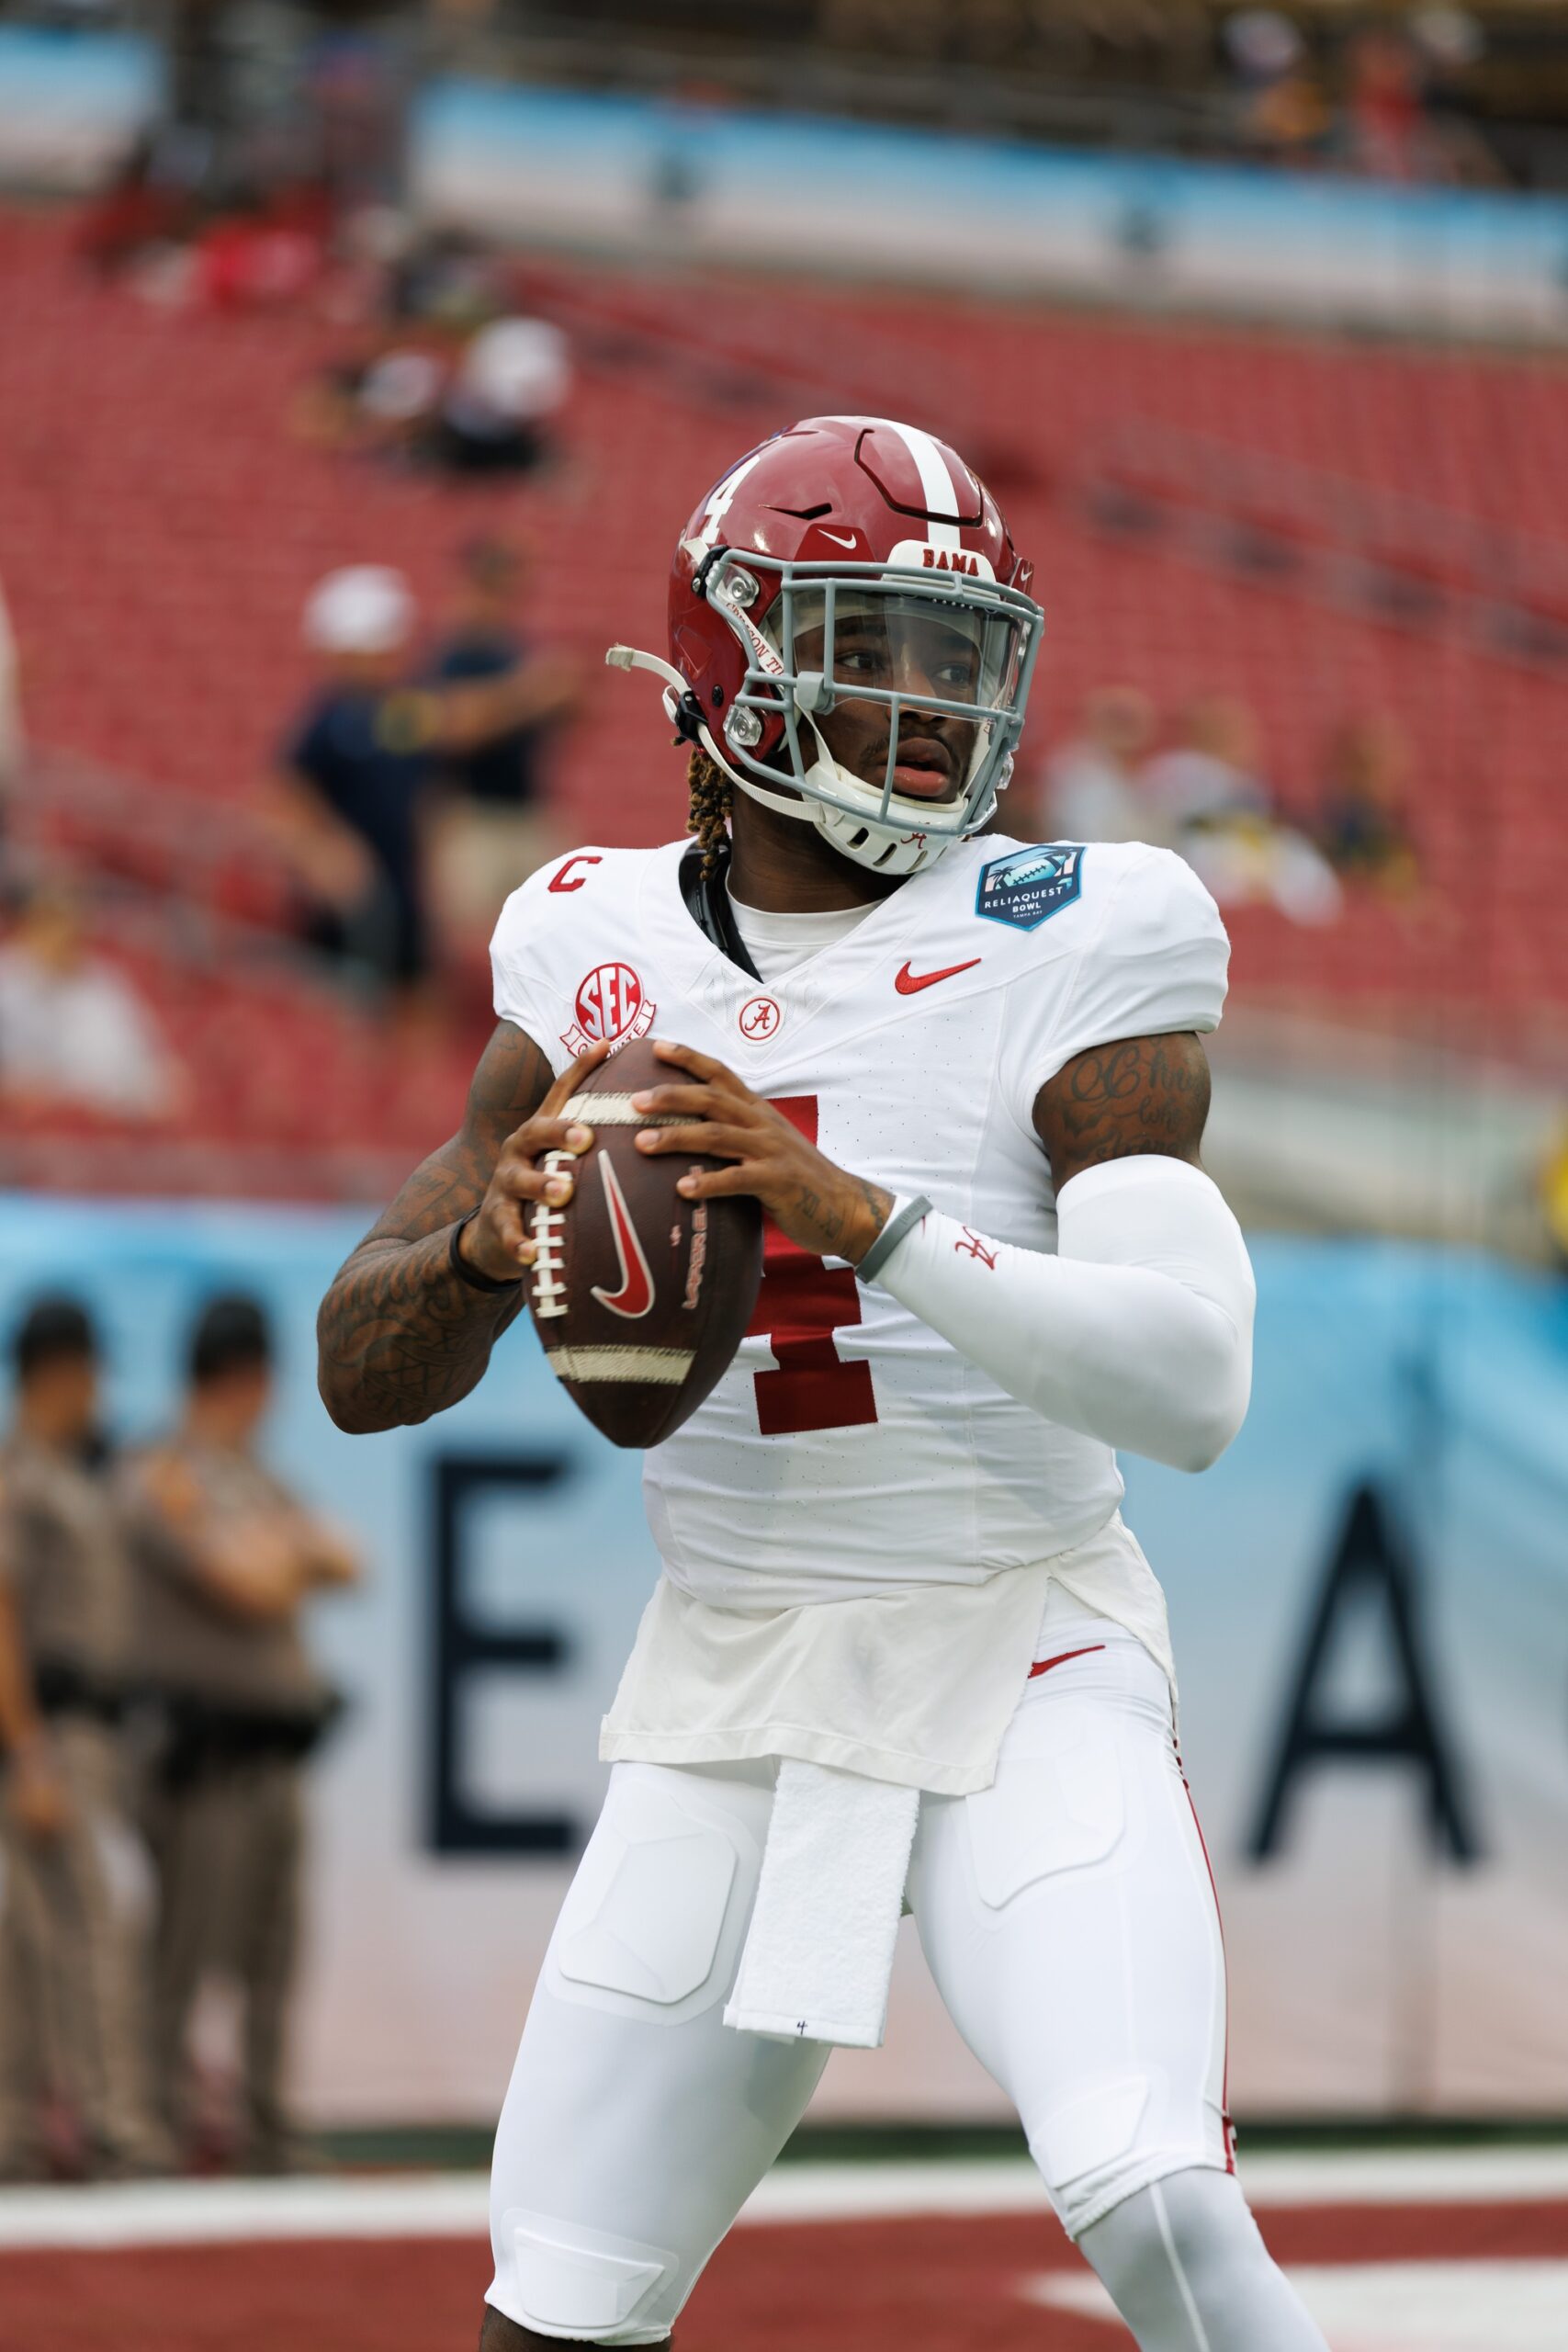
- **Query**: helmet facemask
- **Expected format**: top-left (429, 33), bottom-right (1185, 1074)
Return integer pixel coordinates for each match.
top-left (705, 553), bottom-right (1042, 876)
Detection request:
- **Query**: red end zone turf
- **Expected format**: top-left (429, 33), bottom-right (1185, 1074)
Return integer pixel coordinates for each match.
top-left (4, 2203), bottom-right (1566, 2352)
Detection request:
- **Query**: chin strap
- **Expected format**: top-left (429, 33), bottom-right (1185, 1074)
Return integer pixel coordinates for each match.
top-left (605, 642), bottom-right (818, 824)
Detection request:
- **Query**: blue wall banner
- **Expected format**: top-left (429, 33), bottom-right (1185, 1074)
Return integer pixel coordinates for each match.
top-left (0, 1197), bottom-right (1563, 2123)
top-left (7, 38), bottom-right (1568, 340)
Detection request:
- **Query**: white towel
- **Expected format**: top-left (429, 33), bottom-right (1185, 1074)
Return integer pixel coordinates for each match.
top-left (724, 1758), bottom-right (920, 2049)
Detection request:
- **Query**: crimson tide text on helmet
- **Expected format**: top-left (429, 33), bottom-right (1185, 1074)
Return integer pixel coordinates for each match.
top-left (606, 415), bottom-right (1043, 876)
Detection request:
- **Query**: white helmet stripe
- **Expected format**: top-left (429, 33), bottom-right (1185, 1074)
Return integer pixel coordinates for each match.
top-left (827, 415), bottom-right (964, 553)
top-left (884, 419), bottom-right (963, 551)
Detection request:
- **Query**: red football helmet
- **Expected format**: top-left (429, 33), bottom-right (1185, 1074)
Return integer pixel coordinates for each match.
top-left (607, 415), bottom-right (1043, 876)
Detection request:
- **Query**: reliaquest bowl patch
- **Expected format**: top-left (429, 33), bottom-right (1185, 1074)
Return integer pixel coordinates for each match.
top-left (976, 843), bottom-right (1086, 932)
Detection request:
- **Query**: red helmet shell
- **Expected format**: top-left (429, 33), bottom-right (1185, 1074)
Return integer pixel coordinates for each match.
top-left (668, 417), bottom-right (1033, 758)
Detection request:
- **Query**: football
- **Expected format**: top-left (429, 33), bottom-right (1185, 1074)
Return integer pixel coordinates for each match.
top-left (526, 1037), bottom-right (765, 1447)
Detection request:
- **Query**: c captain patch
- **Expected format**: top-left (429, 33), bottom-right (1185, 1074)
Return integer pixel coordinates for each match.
top-left (976, 843), bottom-right (1086, 933)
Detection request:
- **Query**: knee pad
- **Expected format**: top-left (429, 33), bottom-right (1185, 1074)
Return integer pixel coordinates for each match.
top-left (545, 1767), bottom-right (765, 2025)
top-left (1028, 2074), bottom-right (1227, 2238)
top-left (490, 2209), bottom-right (680, 2346)
top-left (1029, 2072), bottom-right (1156, 2236)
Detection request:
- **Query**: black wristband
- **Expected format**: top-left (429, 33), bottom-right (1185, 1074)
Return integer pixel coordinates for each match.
top-left (448, 1210), bottom-right (525, 1295)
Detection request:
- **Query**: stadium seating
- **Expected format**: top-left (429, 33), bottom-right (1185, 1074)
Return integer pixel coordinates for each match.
top-left (1, 206), bottom-right (1563, 1193)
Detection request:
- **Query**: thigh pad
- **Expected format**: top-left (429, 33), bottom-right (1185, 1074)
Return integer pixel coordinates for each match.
top-left (545, 1766), bottom-right (764, 2024)
top-left (965, 1702), bottom-right (1127, 1906)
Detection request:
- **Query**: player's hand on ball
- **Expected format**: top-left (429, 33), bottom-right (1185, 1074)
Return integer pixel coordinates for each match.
top-left (632, 1041), bottom-right (893, 1263)
top-left (458, 1041), bottom-right (612, 1283)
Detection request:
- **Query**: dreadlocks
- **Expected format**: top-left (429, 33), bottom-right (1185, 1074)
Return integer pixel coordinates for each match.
top-left (686, 746), bottom-right (733, 876)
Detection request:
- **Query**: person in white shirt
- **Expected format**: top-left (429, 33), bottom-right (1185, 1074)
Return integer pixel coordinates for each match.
top-left (1041, 683), bottom-right (1160, 845)
top-left (1143, 696), bottom-right (1342, 927)
top-left (0, 882), bottom-right (182, 1121)
top-left (318, 417), bottom-right (1327, 2352)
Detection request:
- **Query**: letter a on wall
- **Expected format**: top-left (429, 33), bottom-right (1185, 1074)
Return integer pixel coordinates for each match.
top-left (1248, 1483), bottom-right (1480, 1863)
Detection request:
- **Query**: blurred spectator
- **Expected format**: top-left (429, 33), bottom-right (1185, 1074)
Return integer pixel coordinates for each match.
top-left (290, 336), bottom-right (447, 463)
top-left (1042, 685), bottom-right (1159, 844)
top-left (1411, 7), bottom-right (1500, 187)
top-left (296, 315), bottom-right (570, 481)
top-left (272, 566), bottom-right (433, 1007)
top-left (0, 1300), bottom-right (168, 2183)
top-left (1343, 28), bottom-right (1427, 182)
top-left (1140, 695), bottom-right (1271, 831)
top-left (309, 25), bottom-right (413, 212)
top-left (1144, 697), bottom-right (1342, 925)
top-left (0, 879), bottom-right (186, 1120)
top-left (0, 573), bottom-right (21, 805)
top-left (387, 226), bottom-right (514, 332)
top-left (1225, 11), bottom-right (1332, 168)
top-left (428, 317), bottom-right (571, 479)
top-left (0, 574), bottom-right (20, 871)
top-left (1318, 715), bottom-right (1420, 896)
top-left (427, 537), bottom-right (580, 946)
top-left (121, 1296), bottom-right (359, 2176)
top-left (273, 565), bottom-right (581, 1012)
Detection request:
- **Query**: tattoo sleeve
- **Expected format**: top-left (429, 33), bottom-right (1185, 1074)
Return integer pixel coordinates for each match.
top-left (1032, 1032), bottom-right (1212, 1196)
top-left (316, 1022), bottom-right (552, 1433)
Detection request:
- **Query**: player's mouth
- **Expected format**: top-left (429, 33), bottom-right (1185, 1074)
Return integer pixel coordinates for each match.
top-left (876, 736), bottom-right (958, 800)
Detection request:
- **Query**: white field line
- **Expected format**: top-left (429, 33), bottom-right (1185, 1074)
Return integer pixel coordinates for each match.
top-left (1026, 2261), bottom-right (1568, 2350)
top-left (0, 2149), bottom-right (1565, 2252)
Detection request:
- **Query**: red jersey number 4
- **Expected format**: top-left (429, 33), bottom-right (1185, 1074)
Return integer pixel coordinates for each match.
top-left (747, 1096), bottom-right (878, 1436)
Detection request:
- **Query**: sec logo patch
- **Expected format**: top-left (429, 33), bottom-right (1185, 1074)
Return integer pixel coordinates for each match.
top-left (561, 962), bottom-right (656, 1056)
top-left (976, 843), bottom-right (1086, 933)
top-left (738, 994), bottom-right (782, 1042)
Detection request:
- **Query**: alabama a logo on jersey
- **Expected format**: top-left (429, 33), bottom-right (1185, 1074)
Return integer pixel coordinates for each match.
top-left (975, 843), bottom-right (1086, 933)
top-left (561, 962), bottom-right (656, 1056)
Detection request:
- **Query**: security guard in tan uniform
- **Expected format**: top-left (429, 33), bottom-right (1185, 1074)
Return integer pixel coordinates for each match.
top-left (122, 1295), bottom-right (358, 2174)
top-left (0, 1298), bottom-right (167, 2180)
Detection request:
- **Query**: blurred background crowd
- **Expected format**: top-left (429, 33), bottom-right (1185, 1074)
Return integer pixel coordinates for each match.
top-left (0, 2), bottom-right (1564, 1246)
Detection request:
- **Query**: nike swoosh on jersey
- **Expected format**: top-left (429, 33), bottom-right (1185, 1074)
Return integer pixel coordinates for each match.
top-left (895, 957), bottom-right (983, 994)
top-left (592, 1152), bottom-right (656, 1318)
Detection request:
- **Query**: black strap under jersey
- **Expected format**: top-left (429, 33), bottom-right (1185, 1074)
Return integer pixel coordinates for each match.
top-left (678, 839), bottom-right (763, 982)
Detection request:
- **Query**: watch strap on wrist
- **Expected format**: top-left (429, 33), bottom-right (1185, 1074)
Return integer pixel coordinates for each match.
top-left (449, 1209), bottom-right (525, 1295)
top-left (855, 1194), bottom-right (932, 1285)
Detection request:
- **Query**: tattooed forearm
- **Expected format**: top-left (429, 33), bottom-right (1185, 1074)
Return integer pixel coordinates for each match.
top-left (789, 1175), bottom-right (894, 1263)
top-left (316, 1022), bottom-right (551, 1433)
top-left (1032, 1032), bottom-right (1211, 1194)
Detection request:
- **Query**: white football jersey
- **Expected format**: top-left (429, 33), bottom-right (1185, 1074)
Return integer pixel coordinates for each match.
top-left (491, 833), bottom-right (1228, 1611)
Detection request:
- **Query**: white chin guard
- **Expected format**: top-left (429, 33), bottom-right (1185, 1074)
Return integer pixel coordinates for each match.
top-left (733, 759), bottom-right (960, 876)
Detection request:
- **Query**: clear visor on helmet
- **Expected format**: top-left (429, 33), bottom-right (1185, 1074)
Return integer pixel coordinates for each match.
top-left (787, 587), bottom-right (1023, 802)
top-left (715, 559), bottom-right (1039, 841)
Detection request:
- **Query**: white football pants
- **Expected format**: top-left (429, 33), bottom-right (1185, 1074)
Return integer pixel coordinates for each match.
top-left (488, 1611), bottom-right (1315, 2348)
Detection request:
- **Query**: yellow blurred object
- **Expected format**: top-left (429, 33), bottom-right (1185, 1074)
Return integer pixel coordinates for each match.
top-left (1543, 1125), bottom-right (1568, 1262)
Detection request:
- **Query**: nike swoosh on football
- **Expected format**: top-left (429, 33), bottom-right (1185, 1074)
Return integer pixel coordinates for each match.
top-left (592, 1153), bottom-right (656, 1318)
top-left (895, 957), bottom-right (982, 994)
top-left (818, 529), bottom-right (859, 549)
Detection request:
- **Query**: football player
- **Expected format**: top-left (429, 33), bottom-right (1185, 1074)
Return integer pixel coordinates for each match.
top-left (319, 417), bottom-right (1328, 2352)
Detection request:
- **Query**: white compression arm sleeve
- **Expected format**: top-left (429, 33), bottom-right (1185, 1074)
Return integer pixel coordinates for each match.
top-left (865, 1157), bottom-right (1255, 1473)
